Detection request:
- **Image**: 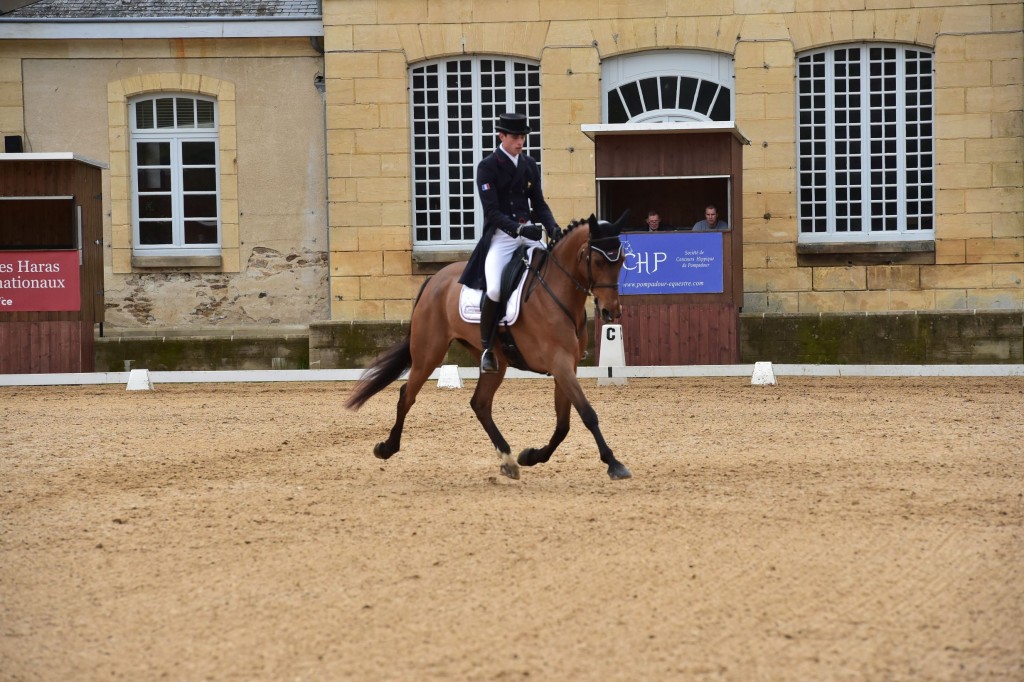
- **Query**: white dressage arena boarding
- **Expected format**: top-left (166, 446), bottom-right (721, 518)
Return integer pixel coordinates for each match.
top-left (1, 363), bottom-right (1021, 388)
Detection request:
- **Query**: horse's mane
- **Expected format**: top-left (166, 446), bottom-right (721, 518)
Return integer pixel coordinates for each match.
top-left (549, 217), bottom-right (588, 250)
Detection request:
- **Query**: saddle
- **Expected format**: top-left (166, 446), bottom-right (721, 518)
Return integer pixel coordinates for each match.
top-left (458, 244), bottom-right (536, 326)
top-left (458, 244), bottom-right (546, 373)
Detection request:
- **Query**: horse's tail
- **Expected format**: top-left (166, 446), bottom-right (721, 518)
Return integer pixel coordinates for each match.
top-left (344, 336), bottom-right (411, 411)
top-left (344, 277), bottom-right (432, 411)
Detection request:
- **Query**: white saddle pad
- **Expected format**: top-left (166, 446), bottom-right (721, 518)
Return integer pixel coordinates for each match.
top-left (459, 246), bottom-right (538, 326)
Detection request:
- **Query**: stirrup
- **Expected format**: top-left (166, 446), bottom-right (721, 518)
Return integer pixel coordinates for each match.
top-left (480, 348), bottom-right (499, 374)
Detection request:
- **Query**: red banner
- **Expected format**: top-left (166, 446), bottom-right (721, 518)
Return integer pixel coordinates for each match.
top-left (0, 251), bottom-right (81, 312)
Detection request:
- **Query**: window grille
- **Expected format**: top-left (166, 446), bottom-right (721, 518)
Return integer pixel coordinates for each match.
top-left (797, 45), bottom-right (934, 242)
top-left (130, 94), bottom-right (220, 255)
top-left (601, 51), bottom-right (734, 124)
top-left (409, 57), bottom-right (541, 249)
top-left (607, 75), bottom-right (731, 123)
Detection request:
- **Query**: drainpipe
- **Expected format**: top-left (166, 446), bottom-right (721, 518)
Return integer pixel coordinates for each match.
top-left (312, 44), bottom-right (330, 324)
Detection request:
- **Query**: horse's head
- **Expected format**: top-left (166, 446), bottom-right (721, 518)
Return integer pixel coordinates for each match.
top-left (584, 210), bottom-right (629, 323)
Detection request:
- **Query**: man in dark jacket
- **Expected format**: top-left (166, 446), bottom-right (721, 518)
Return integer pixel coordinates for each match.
top-left (459, 112), bottom-right (560, 373)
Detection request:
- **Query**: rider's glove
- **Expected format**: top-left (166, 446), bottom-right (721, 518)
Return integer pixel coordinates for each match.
top-left (546, 224), bottom-right (562, 241)
top-left (517, 223), bottom-right (543, 241)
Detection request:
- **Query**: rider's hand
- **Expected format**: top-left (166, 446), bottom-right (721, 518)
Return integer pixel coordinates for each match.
top-left (546, 224), bottom-right (562, 241)
top-left (517, 223), bottom-right (543, 241)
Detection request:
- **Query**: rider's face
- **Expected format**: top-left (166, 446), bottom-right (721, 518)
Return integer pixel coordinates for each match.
top-left (499, 132), bottom-right (526, 157)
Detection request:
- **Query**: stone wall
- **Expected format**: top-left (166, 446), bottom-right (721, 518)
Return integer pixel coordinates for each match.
top-left (309, 311), bottom-right (1022, 368)
top-left (741, 310), bottom-right (1023, 364)
top-left (93, 311), bottom-right (1023, 370)
top-left (95, 333), bottom-right (310, 372)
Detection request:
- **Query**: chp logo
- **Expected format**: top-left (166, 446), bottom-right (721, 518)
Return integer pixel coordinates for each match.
top-left (622, 239), bottom-right (667, 274)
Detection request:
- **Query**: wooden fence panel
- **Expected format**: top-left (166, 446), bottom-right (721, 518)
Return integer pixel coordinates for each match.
top-left (609, 302), bottom-right (739, 366)
top-left (0, 321), bottom-right (85, 373)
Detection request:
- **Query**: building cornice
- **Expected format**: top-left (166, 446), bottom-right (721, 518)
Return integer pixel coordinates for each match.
top-left (0, 16), bottom-right (322, 39)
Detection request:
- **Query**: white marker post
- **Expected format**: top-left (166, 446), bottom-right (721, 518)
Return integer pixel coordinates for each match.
top-left (597, 323), bottom-right (626, 386)
top-left (751, 361), bottom-right (777, 386)
top-left (126, 368), bottom-right (154, 391)
top-left (437, 364), bottom-right (463, 389)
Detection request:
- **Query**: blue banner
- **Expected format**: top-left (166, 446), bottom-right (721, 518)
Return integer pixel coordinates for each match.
top-left (619, 232), bottom-right (724, 295)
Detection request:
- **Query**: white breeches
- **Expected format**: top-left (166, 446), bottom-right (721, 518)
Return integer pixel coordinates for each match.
top-left (483, 228), bottom-right (545, 302)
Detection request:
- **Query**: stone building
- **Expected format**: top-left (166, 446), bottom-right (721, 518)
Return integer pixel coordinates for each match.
top-left (2, 0), bottom-right (1021, 366)
top-left (1, 0), bottom-right (328, 336)
top-left (320, 0), bottom-right (1022, 362)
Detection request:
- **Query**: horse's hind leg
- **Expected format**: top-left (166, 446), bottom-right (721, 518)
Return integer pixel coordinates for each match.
top-left (374, 361), bottom-right (443, 460)
top-left (374, 382), bottom-right (410, 459)
top-left (469, 371), bottom-right (519, 480)
top-left (518, 382), bottom-right (571, 467)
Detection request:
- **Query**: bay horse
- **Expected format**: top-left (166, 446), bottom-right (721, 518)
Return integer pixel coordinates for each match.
top-left (344, 212), bottom-right (631, 481)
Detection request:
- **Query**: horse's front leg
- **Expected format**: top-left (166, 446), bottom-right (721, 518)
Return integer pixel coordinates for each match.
top-left (469, 369), bottom-right (518, 479)
top-left (550, 359), bottom-right (631, 480)
top-left (518, 381), bottom-right (571, 467)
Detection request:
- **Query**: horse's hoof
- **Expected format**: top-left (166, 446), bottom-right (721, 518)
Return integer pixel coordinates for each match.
top-left (500, 452), bottom-right (521, 480)
top-left (373, 442), bottom-right (394, 460)
top-left (518, 447), bottom-right (552, 467)
top-left (517, 447), bottom-right (538, 467)
top-left (607, 462), bottom-right (632, 480)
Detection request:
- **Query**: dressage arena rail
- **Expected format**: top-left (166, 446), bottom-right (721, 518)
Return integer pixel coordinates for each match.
top-left (1, 364), bottom-right (1022, 386)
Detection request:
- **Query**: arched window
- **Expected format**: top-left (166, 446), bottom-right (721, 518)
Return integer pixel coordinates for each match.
top-left (602, 51), bottom-right (734, 123)
top-left (129, 94), bottom-right (220, 255)
top-left (797, 44), bottom-right (934, 242)
top-left (409, 57), bottom-right (542, 249)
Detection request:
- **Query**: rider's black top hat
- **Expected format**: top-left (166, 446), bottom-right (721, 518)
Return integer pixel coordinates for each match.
top-left (495, 112), bottom-right (531, 135)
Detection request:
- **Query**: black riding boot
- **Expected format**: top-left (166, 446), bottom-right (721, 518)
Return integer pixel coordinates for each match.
top-left (479, 295), bottom-right (500, 374)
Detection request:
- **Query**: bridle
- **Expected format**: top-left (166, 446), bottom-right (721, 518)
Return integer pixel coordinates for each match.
top-left (524, 229), bottom-right (623, 336)
top-left (586, 239), bottom-right (624, 294)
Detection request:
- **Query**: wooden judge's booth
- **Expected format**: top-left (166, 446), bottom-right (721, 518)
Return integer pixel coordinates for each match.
top-left (0, 153), bottom-right (106, 373)
top-left (583, 123), bottom-right (748, 365)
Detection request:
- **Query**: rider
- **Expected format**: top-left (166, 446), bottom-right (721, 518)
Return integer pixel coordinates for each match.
top-left (459, 112), bottom-right (561, 374)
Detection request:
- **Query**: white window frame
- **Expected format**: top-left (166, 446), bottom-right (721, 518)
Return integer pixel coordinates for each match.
top-left (797, 44), bottom-right (934, 244)
top-left (129, 93), bottom-right (221, 256)
top-left (601, 51), bottom-right (735, 124)
top-left (409, 57), bottom-right (542, 252)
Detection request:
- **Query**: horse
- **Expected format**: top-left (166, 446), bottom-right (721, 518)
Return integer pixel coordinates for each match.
top-left (344, 212), bottom-right (631, 481)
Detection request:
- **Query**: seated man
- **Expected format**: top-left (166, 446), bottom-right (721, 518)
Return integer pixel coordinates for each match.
top-left (645, 210), bottom-right (675, 232)
top-left (692, 204), bottom-right (729, 231)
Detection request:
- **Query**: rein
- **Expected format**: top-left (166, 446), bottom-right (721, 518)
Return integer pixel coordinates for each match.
top-left (522, 231), bottom-right (622, 338)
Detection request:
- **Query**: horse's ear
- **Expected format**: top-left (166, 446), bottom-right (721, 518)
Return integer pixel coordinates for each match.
top-left (611, 209), bottom-right (631, 235)
top-left (587, 214), bottom-right (598, 230)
